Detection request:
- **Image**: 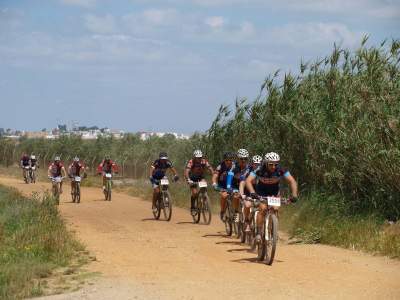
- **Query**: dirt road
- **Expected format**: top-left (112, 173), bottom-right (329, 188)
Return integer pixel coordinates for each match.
top-left (1, 176), bottom-right (399, 300)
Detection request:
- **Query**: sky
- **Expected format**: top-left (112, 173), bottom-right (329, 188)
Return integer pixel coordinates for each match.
top-left (0, 0), bottom-right (399, 134)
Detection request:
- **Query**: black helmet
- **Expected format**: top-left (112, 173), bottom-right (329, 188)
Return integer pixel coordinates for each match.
top-left (223, 152), bottom-right (235, 160)
top-left (159, 152), bottom-right (168, 159)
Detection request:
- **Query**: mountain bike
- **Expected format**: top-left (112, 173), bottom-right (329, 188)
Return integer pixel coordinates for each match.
top-left (104, 173), bottom-right (112, 201)
top-left (191, 180), bottom-right (212, 225)
top-left (50, 176), bottom-right (63, 205)
top-left (71, 176), bottom-right (82, 203)
top-left (218, 188), bottom-right (239, 236)
top-left (252, 196), bottom-right (289, 265)
top-left (152, 177), bottom-right (172, 221)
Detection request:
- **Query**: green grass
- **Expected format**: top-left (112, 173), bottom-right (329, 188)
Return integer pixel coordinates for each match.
top-left (0, 185), bottom-right (85, 299)
top-left (280, 190), bottom-right (400, 258)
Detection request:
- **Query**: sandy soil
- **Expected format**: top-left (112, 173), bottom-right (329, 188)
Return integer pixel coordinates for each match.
top-left (1, 176), bottom-right (399, 300)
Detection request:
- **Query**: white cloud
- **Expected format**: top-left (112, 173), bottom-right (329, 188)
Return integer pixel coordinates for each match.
top-left (85, 14), bottom-right (117, 34)
top-left (269, 22), bottom-right (364, 49)
top-left (204, 16), bottom-right (225, 29)
top-left (142, 9), bottom-right (178, 25)
top-left (61, 0), bottom-right (96, 7)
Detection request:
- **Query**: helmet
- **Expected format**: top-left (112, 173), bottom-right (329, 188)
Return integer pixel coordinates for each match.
top-left (252, 155), bottom-right (262, 164)
top-left (54, 156), bottom-right (61, 162)
top-left (30, 155), bottom-right (36, 160)
top-left (104, 155), bottom-right (111, 160)
top-left (159, 152), bottom-right (168, 160)
top-left (73, 156), bottom-right (80, 162)
top-left (223, 152), bottom-right (235, 160)
top-left (264, 152), bottom-right (280, 162)
top-left (193, 150), bottom-right (203, 158)
top-left (237, 148), bottom-right (249, 159)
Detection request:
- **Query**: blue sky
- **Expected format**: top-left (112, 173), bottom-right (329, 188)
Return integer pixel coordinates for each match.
top-left (0, 0), bottom-right (399, 133)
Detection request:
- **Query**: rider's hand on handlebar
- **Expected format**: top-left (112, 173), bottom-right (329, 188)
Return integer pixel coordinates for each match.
top-left (212, 183), bottom-right (218, 191)
top-left (187, 179), bottom-right (194, 185)
top-left (241, 194), bottom-right (246, 200)
top-left (250, 192), bottom-right (259, 200)
top-left (290, 196), bottom-right (298, 203)
top-left (173, 175), bottom-right (179, 182)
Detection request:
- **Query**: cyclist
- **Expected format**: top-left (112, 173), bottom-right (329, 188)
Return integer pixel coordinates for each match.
top-left (68, 156), bottom-right (86, 196)
top-left (184, 150), bottom-right (214, 215)
top-left (20, 153), bottom-right (30, 180)
top-left (245, 152), bottom-right (298, 241)
top-left (149, 152), bottom-right (179, 214)
top-left (239, 154), bottom-right (263, 231)
top-left (98, 155), bottom-right (118, 192)
top-left (30, 154), bottom-right (38, 169)
top-left (47, 156), bottom-right (67, 193)
top-left (212, 151), bottom-right (242, 221)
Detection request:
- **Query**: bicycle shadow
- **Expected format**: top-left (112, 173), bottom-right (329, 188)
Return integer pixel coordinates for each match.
top-left (202, 232), bottom-right (227, 238)
top-left (230, 257), bottom-right (285, 264)
top-left (141, 218), bottom-right (168, 222)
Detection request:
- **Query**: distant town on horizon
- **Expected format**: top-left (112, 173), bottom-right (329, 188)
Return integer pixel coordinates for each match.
top-left (0, 124), bottom-right (191, 141)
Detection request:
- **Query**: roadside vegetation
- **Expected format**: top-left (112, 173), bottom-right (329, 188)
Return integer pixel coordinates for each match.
top-left (203, 37), bottom-right (400, 257)
top-left (0, 185), bottom-right (86, 299)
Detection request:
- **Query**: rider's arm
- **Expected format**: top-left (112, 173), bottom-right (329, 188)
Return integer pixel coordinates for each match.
top-left (212, 172), bottom-right (218, 185)
top-left (245, 173), bottom-right (256, 194)
top-left (149, 165), bottom-right (155, 178)
top-left (239, 180), bottom-right (246, 196)
top-left (184, 167), bottom-right (190, 180)
top-left (47, 165), bottom-right (52, 177)
top-left (284, 174), bottom-right (298, 198)
top-left (61, 167), bottom-right (67, 178)
top-left (170, 167), bottom-right (178, 176)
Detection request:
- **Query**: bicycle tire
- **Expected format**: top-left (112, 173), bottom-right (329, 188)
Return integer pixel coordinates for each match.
top-left (162, 191), bottom-right (172, 221)
top-left (265, 213), bottom-right (278, 265)
top-left (192, 197), bottom-right (200, 224)
top-left (201, 193), bottom-right (212, 225)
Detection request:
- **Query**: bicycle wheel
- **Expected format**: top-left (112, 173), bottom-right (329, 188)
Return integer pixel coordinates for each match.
top-left (201, 193), bottom-right (212, 225)
top-left (76, 183), bottom-right (81, 203)
top-left (31, 171), bottom-right (36, 183)
top-left (153, 194), bottom-right (161, 220)
top-left (224, 204), bottom-right (233, 236)
top-left (265, 213), bottom-right (278, 265)
top-left (257, 216), bottom-right (266, 261)
top-left (53, 183), bottom-right (60, 205)
top-left (192, 197), bottom-right (200, 224)
top-left (106, 181), bottom-right (112, 201)
top-left (162, 191), bottom-right (172, 221)
top-left (72, 184), bottom-right (76, 202)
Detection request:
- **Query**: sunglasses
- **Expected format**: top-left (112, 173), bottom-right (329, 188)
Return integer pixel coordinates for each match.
top-left (239, 158), bottom-right (248, 161)
top-left (267, 163), bottom-right (278, 167)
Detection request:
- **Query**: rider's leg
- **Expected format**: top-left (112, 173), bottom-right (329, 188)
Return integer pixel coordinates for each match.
top-left (190, 187), bottom-right (198, 210)
top-left (60, 181), bottom-right (63, 194)
top-left (256, 203), bottom-right (267, 240)
top-left (71, 181), bottom-right (74, 194)
top-left (232, 193), bottom-right (240, 212)
top-left (152, 186), bottom-right (160, 208)
top-left (220, 191), bottom-right (228, 219)
top-left (243, 200), bottom-right (252, 221)
top-left (102, 176), bottom-right (106, 190)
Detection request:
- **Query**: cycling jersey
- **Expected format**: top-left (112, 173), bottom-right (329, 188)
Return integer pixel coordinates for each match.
top-left (98, 160), bottom-right (117, 174)
top-left (49, 162), bottom-right (64, 177)
top-left (151, 159), bottom-right (173, 180)
top-left (69, 162), bottom-right (85, 176)
top-left (215, 161), bottom-right (242, 189)
top-left (251, 165), bottom-right (290, 196)
top-left (30, 159), bottom-right (38, 167)
top-left (21, 156), bottom-right (30, 167)
top-left (186, 158), bottom-right (211, 181)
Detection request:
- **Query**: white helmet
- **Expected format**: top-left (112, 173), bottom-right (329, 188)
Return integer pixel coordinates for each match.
top-left (30, 155), bottom-right (36, 160)
top-left (54, 156), bottom-right (61, 162)
top-left (73, 156), bottom-right (80, 162)
top-left (193, 150), bottom-right (203, 158)
top-left (237, 148), bottom-right (249, 159)
top-left (252, 155), bottom-right (262, 164)
top-left (264, 152), bottom-right (280, 162)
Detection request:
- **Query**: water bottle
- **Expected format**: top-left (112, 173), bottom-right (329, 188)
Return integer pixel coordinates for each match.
top-left (226, 171), bottom-right (234, 189)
